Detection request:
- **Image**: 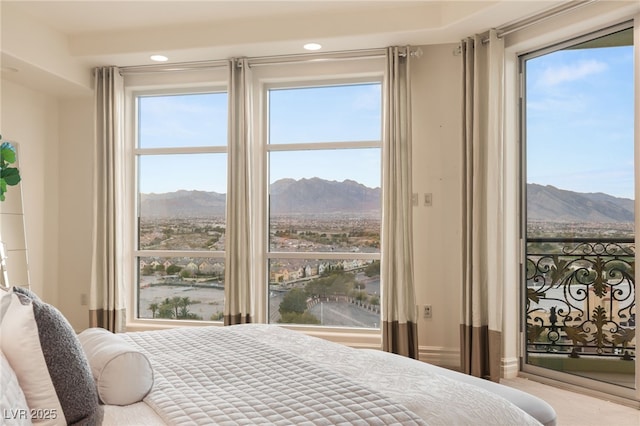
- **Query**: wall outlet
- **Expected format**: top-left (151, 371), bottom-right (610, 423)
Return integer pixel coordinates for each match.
top-left (423, 304), bottom-right (432, 318)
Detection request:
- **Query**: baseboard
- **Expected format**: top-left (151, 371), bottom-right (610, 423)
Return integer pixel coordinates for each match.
top-left (501, 356), bottom-right (519, 378)
top-left (418, 345), bottom-right (460, 369)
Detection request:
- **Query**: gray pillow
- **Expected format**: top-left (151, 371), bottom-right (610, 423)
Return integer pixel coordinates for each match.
top-left (12, 285), bottom-right (41, 301)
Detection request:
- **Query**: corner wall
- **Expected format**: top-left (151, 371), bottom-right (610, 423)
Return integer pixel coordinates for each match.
top-left (56, 98), bottom-right (94, 330)
top-left (0, 79), bottom-right (60, 305)
top-left (411, 43), bottom-right (463, 368)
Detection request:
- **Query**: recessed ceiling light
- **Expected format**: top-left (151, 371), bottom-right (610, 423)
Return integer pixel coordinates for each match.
top-left (150, 55), bottom-right (169, 62)
top-left (303, 43), bottom-right (322, 51)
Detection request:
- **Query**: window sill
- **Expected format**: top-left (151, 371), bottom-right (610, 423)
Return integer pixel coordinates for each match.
top-left (124, 319), bottom-right (382, 349)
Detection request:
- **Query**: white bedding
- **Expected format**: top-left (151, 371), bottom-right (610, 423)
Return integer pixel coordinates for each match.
top-left (118, 324), bottom-right (541, 425)
top-left (102, 402), bottom-right (165, 425)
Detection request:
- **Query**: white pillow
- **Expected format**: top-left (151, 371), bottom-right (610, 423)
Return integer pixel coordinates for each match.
top-left (0, 352), bottom-right (32, 426)
top-left (0, 285), bottom-right (12, 323)
top-left (78, 327), bottom-right (154, 406)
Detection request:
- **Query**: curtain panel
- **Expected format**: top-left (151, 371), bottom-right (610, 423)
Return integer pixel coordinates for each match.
top-left (460, 30), bottom-right (505, 382)
top-left (224, 58), bottom-right (254, 325)
top-left (381, 46), bottom-right (419, 359)
top-left (90, 66), bottom-right (127, 333)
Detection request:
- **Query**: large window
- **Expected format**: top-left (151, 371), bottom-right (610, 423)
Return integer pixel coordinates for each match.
top-left (521, 25), bottom-right (635, 391)
top-left (266, 83), bottom-right (383, 328)
top-left (126, 58), bottom-right (385, 332)
top-left (135, 90), bottom-right (228, 322)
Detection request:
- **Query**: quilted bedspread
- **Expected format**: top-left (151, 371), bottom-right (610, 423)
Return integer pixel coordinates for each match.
top-left (121, 325), bottom-right (540, 425)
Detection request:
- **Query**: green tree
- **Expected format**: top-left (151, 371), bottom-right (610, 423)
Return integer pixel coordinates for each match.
top-left (180, 269), bottom-right (194, 278)
top-left (169, 296), bottom-right (182, 318)
top-left (306, 271), bottom-right (356, 298)
top-left (210, 311), bottom-right (224, 321)
top-left (148, 302), bottom-right (159, 318)
top-left (354, 291), bottom-right (368, 303)
top-left (156, 296), bottom-right (202, 320)
top-left (279, 288), bottom-right (308, 314)
top-left (178, 297), bottom-right (192, 318)
top-left (158, 298), bottom-right (174, 318)
top-left (279, 311), bottom-right (320, 324)
top-left (166, 264), bottom-right (182, 275)
top-left (365, 260), bottom-right (380, 277)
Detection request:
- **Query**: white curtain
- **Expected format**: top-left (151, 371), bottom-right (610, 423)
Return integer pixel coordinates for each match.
top-left (224, 58), bottom-right (254, 325)
top-left (460, 30), bottom-right (505, 381)
top-left (90, 66), bottom-right (126, 332)
top-left (381, 46), bottom-right (419, 358)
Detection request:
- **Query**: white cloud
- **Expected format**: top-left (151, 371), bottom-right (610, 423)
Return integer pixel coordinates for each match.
top-left (538, 59), bottom-right (608, 87)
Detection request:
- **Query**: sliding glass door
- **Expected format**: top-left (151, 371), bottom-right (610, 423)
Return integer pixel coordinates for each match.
top-left (521, 23), bottom-right (636, 396)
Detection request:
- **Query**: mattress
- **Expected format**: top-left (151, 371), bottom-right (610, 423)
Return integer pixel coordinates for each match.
top-left (118, 324), bottom-right (542, 425)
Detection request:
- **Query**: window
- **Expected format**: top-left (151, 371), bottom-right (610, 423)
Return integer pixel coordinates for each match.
top-left (125, 57), bottom-right (385, 332)
top-left (134, 90), bottom-right (228, 322)
top-left (521, 24), bottom-right (635, 392)
top-left (266, 83), bottom-right (383, 327)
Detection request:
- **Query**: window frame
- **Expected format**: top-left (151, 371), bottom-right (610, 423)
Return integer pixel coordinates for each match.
top-left (125, 80), bottom-right (229, 328)
top-left (123, 58), bottom-right (387, 346)
top-left (264, 80), bottom-right (383, 328)
top-left (515, 20), bottom-right (638, 401)
top-left (249, 60), bottom-right (385, 345)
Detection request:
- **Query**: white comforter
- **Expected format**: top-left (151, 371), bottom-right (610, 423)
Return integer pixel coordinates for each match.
top-left (121, 324), bottom-right (540, 425)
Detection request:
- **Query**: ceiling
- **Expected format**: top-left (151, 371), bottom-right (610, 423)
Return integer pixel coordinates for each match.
top-left (3, 1), bottom-right (570, 67)
top-left (2, 0), bottom-right (599, 97)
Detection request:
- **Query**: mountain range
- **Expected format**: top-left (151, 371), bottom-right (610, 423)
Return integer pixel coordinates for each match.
top-left (140, 179), bottom-right (634, 222)
top-left (140, 177), bottom-right (381, 218)
top-left (526, 183), bottom-right (633, 223)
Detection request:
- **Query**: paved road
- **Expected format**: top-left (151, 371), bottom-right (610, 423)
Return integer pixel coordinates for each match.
top-left (308, 301), bottom-right (379, 328)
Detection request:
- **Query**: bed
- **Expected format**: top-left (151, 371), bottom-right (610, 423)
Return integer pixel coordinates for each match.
top-left (0, 286), bottom-right (556, 425)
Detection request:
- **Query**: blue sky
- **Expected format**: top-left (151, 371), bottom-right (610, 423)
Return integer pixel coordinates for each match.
top-left (526, 42), bottom-right (634, 199)
top-left (138, 42), bottom-right (634, 199)
top-left (138, 84), bottom-right (381, 194)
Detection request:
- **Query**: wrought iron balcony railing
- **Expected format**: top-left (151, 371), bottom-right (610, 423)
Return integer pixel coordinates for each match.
top-left (526, 238), bottom-right (636, 360)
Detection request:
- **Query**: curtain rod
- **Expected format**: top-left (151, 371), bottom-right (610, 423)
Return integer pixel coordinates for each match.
top-left (480, 0), bottom-right (597, 44)
top-left (119, 46), bottom-right (420, 75)
top-left (120, 59), bottom-right (228, 75)
top-left (246, 48), bottom-right (386, 67)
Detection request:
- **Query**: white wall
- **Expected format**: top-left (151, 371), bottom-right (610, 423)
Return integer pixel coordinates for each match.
top-left (411, 44), bottom-right (463, 367)
top-left (56, 98), bottom-right (94, 329)
top-left (0, 78), bottom-right (94, 329)
top-left (0, 79), bottom-right (61, 305)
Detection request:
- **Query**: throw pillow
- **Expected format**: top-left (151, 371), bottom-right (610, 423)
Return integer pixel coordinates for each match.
top-left (0, 291), bottom-right (103, 425)
top-left (78, 327), bottom-right (154, 406)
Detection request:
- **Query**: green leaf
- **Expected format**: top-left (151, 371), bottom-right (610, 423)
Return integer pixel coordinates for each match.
top-left (1, 167), bottom-right (20, 186)
top-left (0, 178), bottom-right (6, 200)
top-left (1, 145), bottom-right (16, 164)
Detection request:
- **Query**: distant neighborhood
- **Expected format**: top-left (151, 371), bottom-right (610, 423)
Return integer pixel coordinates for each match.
top-left (136, 179), bottom-right (635, 325)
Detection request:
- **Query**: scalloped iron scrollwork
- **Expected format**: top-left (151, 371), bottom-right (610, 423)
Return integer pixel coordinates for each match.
top-left (526, 240), bottom-right (635, 361)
